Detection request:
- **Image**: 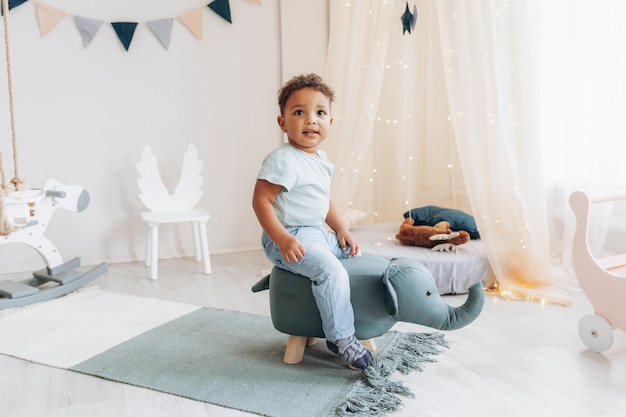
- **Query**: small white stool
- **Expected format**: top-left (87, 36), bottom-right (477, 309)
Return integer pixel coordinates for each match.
top-left (141, 208), bottom-right (211, 280)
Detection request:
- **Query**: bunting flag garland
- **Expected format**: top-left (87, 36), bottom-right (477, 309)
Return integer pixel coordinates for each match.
top-left (208, 0), bottom-right (232, 24)
top-left (148, 18), bottom-right (174, 50)
top-left (3, 0), bottom-right (260, 51)
top-left (74, 15), bottom-right (103, 48)
top-left (177, 9), bottom-right (203, 40)
top-left (34, 1), bottom-right (65, 37)
top-left (111, 22), bottom-right (137, 51)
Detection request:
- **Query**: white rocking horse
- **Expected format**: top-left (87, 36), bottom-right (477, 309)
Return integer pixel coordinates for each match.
top-left (3, 179), bottom-right (89, 267)
top-left (0, 179), bottom-right (108, 309)
top-left (0, 0), bottom-right (106, 309)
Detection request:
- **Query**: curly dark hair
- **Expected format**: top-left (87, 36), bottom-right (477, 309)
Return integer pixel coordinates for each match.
top-left (277, 73), bottom-right (335, 115)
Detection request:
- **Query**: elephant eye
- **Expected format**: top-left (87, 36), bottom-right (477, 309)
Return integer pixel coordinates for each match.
top-left (426, 290), bottom-right (432, 296)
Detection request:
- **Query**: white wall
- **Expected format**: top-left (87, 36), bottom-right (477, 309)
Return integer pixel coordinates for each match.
top-left (0, 0), bottom-right (289, 272)
top-left (278, 1), bottom-right (328, 80)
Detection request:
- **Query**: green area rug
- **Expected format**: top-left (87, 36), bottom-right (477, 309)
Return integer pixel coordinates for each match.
top-left (0, 289), bottom-right (448, 417)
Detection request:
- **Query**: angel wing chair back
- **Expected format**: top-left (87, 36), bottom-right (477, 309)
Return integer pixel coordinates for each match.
top-left (136, 144), bottom-right (211, 280)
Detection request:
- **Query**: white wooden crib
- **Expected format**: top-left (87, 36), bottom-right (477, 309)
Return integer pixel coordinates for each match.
top-left (570, 190), bottom-right (626, 352)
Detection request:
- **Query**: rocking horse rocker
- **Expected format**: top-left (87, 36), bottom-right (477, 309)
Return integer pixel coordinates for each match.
top-left (0, 0), bottom-right (106, 309)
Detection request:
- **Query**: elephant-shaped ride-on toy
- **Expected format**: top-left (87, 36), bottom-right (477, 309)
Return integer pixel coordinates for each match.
top-left (252, 255), bottom-right (485, 364)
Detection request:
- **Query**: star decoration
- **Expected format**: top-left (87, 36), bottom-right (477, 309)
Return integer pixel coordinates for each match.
top-left (401, 2), bottom-right (416, 35)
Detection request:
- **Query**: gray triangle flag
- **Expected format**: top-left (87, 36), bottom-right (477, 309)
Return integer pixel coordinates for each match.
top-left (74, 15), bottom-right (103, 48)
top-left (148, 18), bottom-right (174, 50)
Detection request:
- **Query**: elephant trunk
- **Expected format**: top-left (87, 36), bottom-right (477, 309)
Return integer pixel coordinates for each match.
top-left (383, 258), bottom-right (485, 332)
top-left (438, 282), bottom-right (485, 330)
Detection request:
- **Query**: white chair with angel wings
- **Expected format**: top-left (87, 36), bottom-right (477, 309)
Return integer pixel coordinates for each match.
top-left (136, 144), bottom-right (211, 280)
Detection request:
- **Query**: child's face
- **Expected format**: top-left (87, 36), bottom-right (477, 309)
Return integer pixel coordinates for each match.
top-left (277, 88), bottom-right (333, 154)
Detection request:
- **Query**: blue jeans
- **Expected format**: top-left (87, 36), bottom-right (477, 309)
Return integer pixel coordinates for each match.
top-left (262, 226), bottom-right (355, 341)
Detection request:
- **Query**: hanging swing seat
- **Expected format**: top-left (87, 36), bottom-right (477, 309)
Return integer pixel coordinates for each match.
top-left (0, 257), bottom-right (107, 309)
top-left (4, 188), bottom-right (44, 228)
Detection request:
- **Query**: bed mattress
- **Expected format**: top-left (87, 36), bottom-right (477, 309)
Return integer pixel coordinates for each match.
top-left (350, 222), bottom-right (493, 295)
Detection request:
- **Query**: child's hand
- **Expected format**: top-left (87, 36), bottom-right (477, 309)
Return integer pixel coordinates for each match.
top-left (276, 234), bottom-right (306, 264)
top-left (337, 230), bottom-right (359, 257)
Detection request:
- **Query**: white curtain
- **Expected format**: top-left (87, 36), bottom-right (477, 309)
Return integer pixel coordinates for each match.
top-left (435, 0), bottom-right (569, 303)
top-left (539, 1), bottom-right (626, 276)
top-left (324, 1), bottom-right (464, 226)
top-left (325, 0), bottom-right (626, 304)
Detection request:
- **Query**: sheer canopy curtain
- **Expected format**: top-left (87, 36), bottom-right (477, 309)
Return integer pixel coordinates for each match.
top-left (325, 0), bottom-right (626, 304)
top-left (323, 1), bottom-right (462, 226)
top-left (324, 0), bottom-right (567, 303)
top-left (435, 0), bottom-right (568, 303)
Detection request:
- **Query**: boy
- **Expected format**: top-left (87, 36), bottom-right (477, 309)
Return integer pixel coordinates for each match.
top-left (252, 73), bottom-right (373, 370)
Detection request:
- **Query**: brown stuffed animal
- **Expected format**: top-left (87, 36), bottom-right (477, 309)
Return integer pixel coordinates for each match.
top-left (395, 217), bottom-right (470, 252)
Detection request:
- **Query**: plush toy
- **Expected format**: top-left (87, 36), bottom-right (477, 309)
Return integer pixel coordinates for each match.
top-left (395, 217), bottom-right (470, 252)
top-left (252, 255), bottom-right (484, 364)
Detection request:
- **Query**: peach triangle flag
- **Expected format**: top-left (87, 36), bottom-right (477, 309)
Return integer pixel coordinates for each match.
top-left (248, 0), bottom-right (261, 4)
top-left (177, 9), bottom-right (203, 40)
top-left (35, 1), bottom-right (66, 37)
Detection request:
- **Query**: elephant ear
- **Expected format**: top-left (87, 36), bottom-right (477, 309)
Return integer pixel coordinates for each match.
top-left (383, 262), bottom-right (400, 317)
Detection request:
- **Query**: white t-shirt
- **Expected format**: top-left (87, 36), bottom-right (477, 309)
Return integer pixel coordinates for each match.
top-left (257, 143), bottom-right (333, 227)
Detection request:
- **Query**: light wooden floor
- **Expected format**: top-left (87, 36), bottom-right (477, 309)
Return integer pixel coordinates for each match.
top-left (1, 250), bottom-right (625, 417)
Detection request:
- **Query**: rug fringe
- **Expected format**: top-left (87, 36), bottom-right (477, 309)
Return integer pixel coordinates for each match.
top-left (334, 331), bottom-right (448, 416)
top-left (335, 384), bottom-right (403, 417)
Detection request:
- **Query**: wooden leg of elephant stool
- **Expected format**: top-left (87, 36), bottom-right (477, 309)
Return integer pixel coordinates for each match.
top-left (284, 336), bottom-right (374, 365)
top-left (283, 335), bottom-right (308, 364)
top-left (361, 338), bottom-right (376, 352)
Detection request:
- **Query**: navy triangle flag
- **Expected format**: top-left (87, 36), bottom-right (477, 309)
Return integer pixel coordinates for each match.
top-left (111, 22), bottom-right (137, 51)
top-left (2, 0), bottom-right (28, 14)
top-left (208, 0), bottom-right (232, 24)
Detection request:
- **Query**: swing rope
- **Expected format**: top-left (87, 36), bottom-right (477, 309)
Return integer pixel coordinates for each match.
top-left (0, 0), bottom-right (23, 235)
